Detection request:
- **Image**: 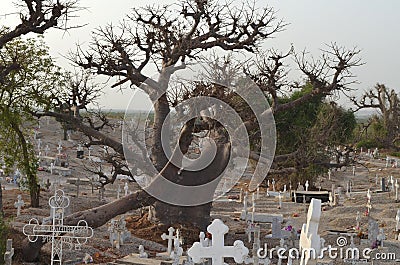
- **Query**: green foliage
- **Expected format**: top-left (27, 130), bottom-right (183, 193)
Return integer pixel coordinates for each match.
top-left (356, 139), bottom-right (381, 149)
top-left (389, 152), bottom-right (400, 158)
top-left (0, 35), bottom-right (62, 204)
top-left (275, 83), bottom-right (324, 155)
top-left (272, 84), bottom-right (357, 184)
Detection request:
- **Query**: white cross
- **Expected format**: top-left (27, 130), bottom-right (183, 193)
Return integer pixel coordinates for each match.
top-left (44, 145), bottom-right (50, 156)
top-left (188, 219), bottom-right (249, 265)
top-left (124, 182), bottom-right (129, 196)
top-left (57, 145), bottom-right (62, 155)
top-left (366, 189), bottom-right (372, 215)
top-left (37, 139), bottom-right (42, 150)
top-left (88, 146), bottom-right (93, 158)
top-left (356, 211), bottom-right (361, 229)
top-left (161, 227), bottom-right (176, 255)
top-left (396, 179), bottom-right (399, 201)
top-left (14, 194), bottom-right (25, 217)
top-left (305, 180), bottom-right (309, 192)
top-left (4, 239), bottom-right (14, 265)
top-left (23, 190), bottom-right (93, 265)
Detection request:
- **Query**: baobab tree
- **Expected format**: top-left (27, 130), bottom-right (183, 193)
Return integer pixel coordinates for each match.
top-left (351, 83), bottom-right (400, 149)
top-left (42, 1), bottom-right (361, 229)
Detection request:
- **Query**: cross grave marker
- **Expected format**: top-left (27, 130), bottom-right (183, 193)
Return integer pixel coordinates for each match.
top-left (23, 189), bottom-right (93, 265)
top-left (14, 194), bottom-right (25, 217)
top-left (188, 219), bottom-right (249, 265)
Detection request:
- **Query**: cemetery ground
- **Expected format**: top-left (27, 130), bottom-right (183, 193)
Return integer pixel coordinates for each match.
top-left (1, 117), bottom-right (400, 264)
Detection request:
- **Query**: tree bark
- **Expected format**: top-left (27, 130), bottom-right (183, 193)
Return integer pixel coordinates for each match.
top-left (151, 143), bottom-right (231, 230)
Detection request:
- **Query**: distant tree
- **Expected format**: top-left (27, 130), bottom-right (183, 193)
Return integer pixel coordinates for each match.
top-left (351, 83), bottom-right (400, 149)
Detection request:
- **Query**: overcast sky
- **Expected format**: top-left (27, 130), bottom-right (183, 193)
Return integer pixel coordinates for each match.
top-left (1, 0), bottom-right (399, 111)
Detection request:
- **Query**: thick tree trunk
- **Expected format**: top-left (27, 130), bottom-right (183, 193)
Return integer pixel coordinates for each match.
top-left (150, 93), bottom-right (170, 171)
top-left (151, 143), bottom-right (231, 230)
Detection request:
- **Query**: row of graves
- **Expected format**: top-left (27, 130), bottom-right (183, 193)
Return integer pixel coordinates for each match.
top-left (5, 147), bottom-right (400, 265)
top-left (6, 182), bottom-right (399, 265)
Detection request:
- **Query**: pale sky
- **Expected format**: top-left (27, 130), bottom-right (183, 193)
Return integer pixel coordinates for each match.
top-left (1, 0), bottom-right (399, 111)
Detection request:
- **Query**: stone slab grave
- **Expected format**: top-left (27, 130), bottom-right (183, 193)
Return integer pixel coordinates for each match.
top-left (292, 191), bottom-right (329, 203)
top-left (107, 255), bottom-right (186, 265)
top-left (4, 239), bottom-right (14, 265)
top-left (51, 165), bottom-right (72, 176)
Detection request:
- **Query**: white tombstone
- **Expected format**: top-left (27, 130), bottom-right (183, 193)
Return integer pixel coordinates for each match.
top-left (23, 190), bottom-right (93, 265)
top-left (299, 198), bottom-right (322, 265)
top-left (246, 222), bottom-right (260, 243)
top-left (37, 139), bottom-right (42, 150)
top-left (278, 192), bottom-right (282, 209)
top-left (366, 189), bottom-right (372, 216)
top-left (170, 237), bottom-right (183, 264)
top-left (161, 227), bottom-right (176, 255)
top-left (386, 156), bottom-right (390, 168)
top-left (44, 144), bottom-right (50, 156)
top-left (57, 144), bottom-right (62, 155)
top-left (328, 169), bottom-right (331, 180)
top-left (108, 217), bottom-right (131, 249)
top-left (356, 211), bottom-right (361, 230)
top-left (305, 181), bottom-right (309, 192)
top-left (199, 231), bottom-right (211, 247)
top-left (395, 179), bottom-right (399, 202)
top-left (243, 193), bottom-right (248, 221)
top-left (188, 219), bottom-right (249, 265)
top-left (4, 239), bottom-right (14, 265)
top-left (368, 219), bottom-right (379, 246)
top-left (117, 185), bottom-right (121, 199)
top-left (14, 194), bottom-right (25, 217)
top-left (138, 245), bottom-right (148, 258)
top-left (377, 228), bottom-right (386, 247)
top-left (352, 165), bottom-right (356, 176)
top-left (396, 209), bottom-right (400, 232)
top-left (108, 219), bottom-right (121, 249)
top-left (124, 182), bottom-right (129, 196)
top-left (272, 179), bottom-right (276, 192)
